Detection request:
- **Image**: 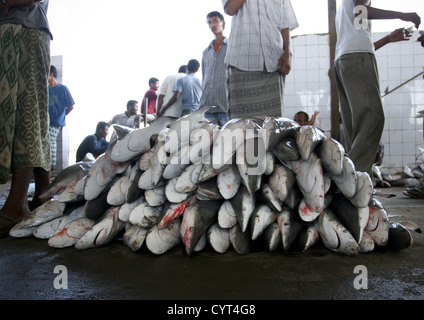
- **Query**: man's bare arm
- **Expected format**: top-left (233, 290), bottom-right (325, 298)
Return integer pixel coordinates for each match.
top-left (65, 105), bottom-right (74, 115)
top-left (224, 0), bottom-right (246, 16)
top-left (1, 0), bottom-right (41, 16)
top-left (374, 27), bottom-right (411, 51)
top-left (354, 0), bottom-right (421, 28)
top-left (277, 28), bottom-right (292, 75)
top-left (156, 94), bottom-right (165, 116)
top-left (157, 92), bottom-right (180, 117)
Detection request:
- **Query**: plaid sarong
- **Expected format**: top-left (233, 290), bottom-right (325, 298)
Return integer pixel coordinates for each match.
top-left (0, 24), bottom-right (51, 183)
top-left (227, 66), bottom-right (285, 119)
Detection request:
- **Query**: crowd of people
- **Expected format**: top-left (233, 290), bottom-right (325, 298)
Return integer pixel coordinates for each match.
top-left (78, 10), bottom-right (231, 163)
top-left (0, 0), bottom-right (423, 236)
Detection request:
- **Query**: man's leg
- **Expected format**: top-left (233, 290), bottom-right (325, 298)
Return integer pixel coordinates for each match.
top-left (49, 126), bottom-right (61, 170)
top-left (29, 167), bottom-right (51, 211)
top-left (334, 60), bottom-right (353, 152)
top-left (0, 167), bottom-right (33, 236)
top-left (333, 53), bottom-right (384, 175)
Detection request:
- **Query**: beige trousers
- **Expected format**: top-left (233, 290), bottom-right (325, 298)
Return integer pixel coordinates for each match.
top-left (334, 52), bottom-right (385, 176)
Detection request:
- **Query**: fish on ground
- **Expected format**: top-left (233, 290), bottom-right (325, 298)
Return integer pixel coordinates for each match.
top-left (34, 204), bottom-right (85, 239)
top-left (9, 200), bottom-right (66, 237)
top-left (75, 206), bottom-right (125, 249)
top-left (39, 160), bottom-right (94, 200)
top-left (8, 117), bottom-right (419, 258)
top-left (180, 200), bottom-right (222, 255)
top-left (145, 220), bottom-right (181, 255)
top-left (318, 208), bottom-right (361, 256)
top-left (48, 217), bottom-right (96, 248)
top-left (207, 222), bottom-right (231, 253)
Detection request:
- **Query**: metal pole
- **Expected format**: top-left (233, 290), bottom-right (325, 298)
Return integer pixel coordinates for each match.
top-left (328, 0), bottom-right (340, 141)
top-left (381, 71), bottom-right (424, 98)
top-left (144, 98), bottom-right (148, 127)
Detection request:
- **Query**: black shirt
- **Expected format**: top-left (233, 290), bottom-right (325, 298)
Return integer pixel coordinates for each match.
top-left (76, 134), bottom-right (110, 162)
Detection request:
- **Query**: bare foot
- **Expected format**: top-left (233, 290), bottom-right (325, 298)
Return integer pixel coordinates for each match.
top-left (0, 206), bottom-right (30, 237)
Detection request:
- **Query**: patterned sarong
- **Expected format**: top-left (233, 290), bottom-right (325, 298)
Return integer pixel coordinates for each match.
top-left (49, 126), bottom-right (61, 170)
top-left (0, 24), bottom-right (51, 184)
top-left (227, 66), bottom-right (285, 119)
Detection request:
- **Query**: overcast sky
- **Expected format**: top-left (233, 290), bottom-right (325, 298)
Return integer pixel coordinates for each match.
top-left (46, 0), bottom-right (424, 158)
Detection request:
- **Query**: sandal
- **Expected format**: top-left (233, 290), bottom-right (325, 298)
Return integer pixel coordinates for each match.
top-left (0, 213), bottom-right (21, 238)
top-left (404, 186), bottom-right (424, 199)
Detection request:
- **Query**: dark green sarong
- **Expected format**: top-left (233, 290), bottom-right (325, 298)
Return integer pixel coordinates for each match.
top-left (0, 24), bottom-right (51, 183)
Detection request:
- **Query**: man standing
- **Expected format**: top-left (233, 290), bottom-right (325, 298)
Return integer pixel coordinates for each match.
top-left (141, 77), bottom-right (159, 117)
top-left (48, 65), bottom-right (75, 170)
top-left (76, 122), bottom-right (110, 162)
top-left (156, 65), bottom-right (187, 119)
top-left (334, 0), bottom-right (420, 175)
top-left (0, 0), bottom-right (53, 236)
top-left (199, 11), bottom-right (229, 126)
top-left (222, 0), bottom-right (298, 119)
top-left (158, 59), bottom-right (202, 117)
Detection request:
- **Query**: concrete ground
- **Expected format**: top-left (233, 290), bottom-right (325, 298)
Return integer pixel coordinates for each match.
top-left (0, 181), bottom-right (423, 303)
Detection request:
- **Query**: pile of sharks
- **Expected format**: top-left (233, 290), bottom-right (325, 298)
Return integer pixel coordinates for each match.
top-left (8, 108), bottom-right (421, 256)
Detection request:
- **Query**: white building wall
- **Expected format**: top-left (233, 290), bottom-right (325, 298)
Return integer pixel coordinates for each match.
top-left (284, 31), bottom-right (424, 172)
top-left (51, 55), bottom-right (70, 171)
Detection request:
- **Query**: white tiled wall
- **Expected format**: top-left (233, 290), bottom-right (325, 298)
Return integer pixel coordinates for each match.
top-left (284, 31), bottom-right (424, 172)
top-left (51, 55), bottom-right (70, 171)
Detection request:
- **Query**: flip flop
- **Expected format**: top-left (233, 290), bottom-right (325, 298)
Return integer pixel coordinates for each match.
top-left (0, 213), bottom-right (21, 238)
top-left (404, 186), bottom-right (424, 199)
top-left (403, 190), bottom-right (418, 198)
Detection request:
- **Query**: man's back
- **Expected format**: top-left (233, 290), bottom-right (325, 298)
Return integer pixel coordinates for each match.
top-left (48, 84), bottom-right (75, 127)
top-left (174, 74), bottom-right (202, 113)
top-left (158, 73), bottom-right (186, 117)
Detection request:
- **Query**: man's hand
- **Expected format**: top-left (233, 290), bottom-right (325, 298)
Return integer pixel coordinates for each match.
top-left (0, 0), bottom-right (11, 16)
top-left (277, 51), bottom-right (292, 76)
top-left (389, 28), bottom-right (412, 43)
top-left (1, 0), bottom-right (39, 17)
top-left (418, 33), bottom-right (424, 47)
top-left (401, 12), bottom-right (421, 29)
top-left (374, 27), bottom-right (414, 50)
top-left (306, 111), bottom-right (319, 126)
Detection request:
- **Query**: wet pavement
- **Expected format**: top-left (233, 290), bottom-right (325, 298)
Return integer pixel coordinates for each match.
top-left (0, 185), bottom-right (423, 303)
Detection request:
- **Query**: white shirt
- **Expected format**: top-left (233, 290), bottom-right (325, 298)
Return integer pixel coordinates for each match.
top-left (222, 0), bottom-right (298, 72)
top-left (109, 113), bottom-right (137, 128)
top-left (157, 72), bottom-right (186, 118)
top-left (108, 112), bottom-right (138, 142)
top-left (335, 0), bottom-right (374, 61)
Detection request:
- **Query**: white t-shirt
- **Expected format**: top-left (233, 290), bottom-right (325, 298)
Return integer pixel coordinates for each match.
top-left (157, 73), bottom-right (186, 118)
top-left (335, 0), bottom-right (374, 61)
